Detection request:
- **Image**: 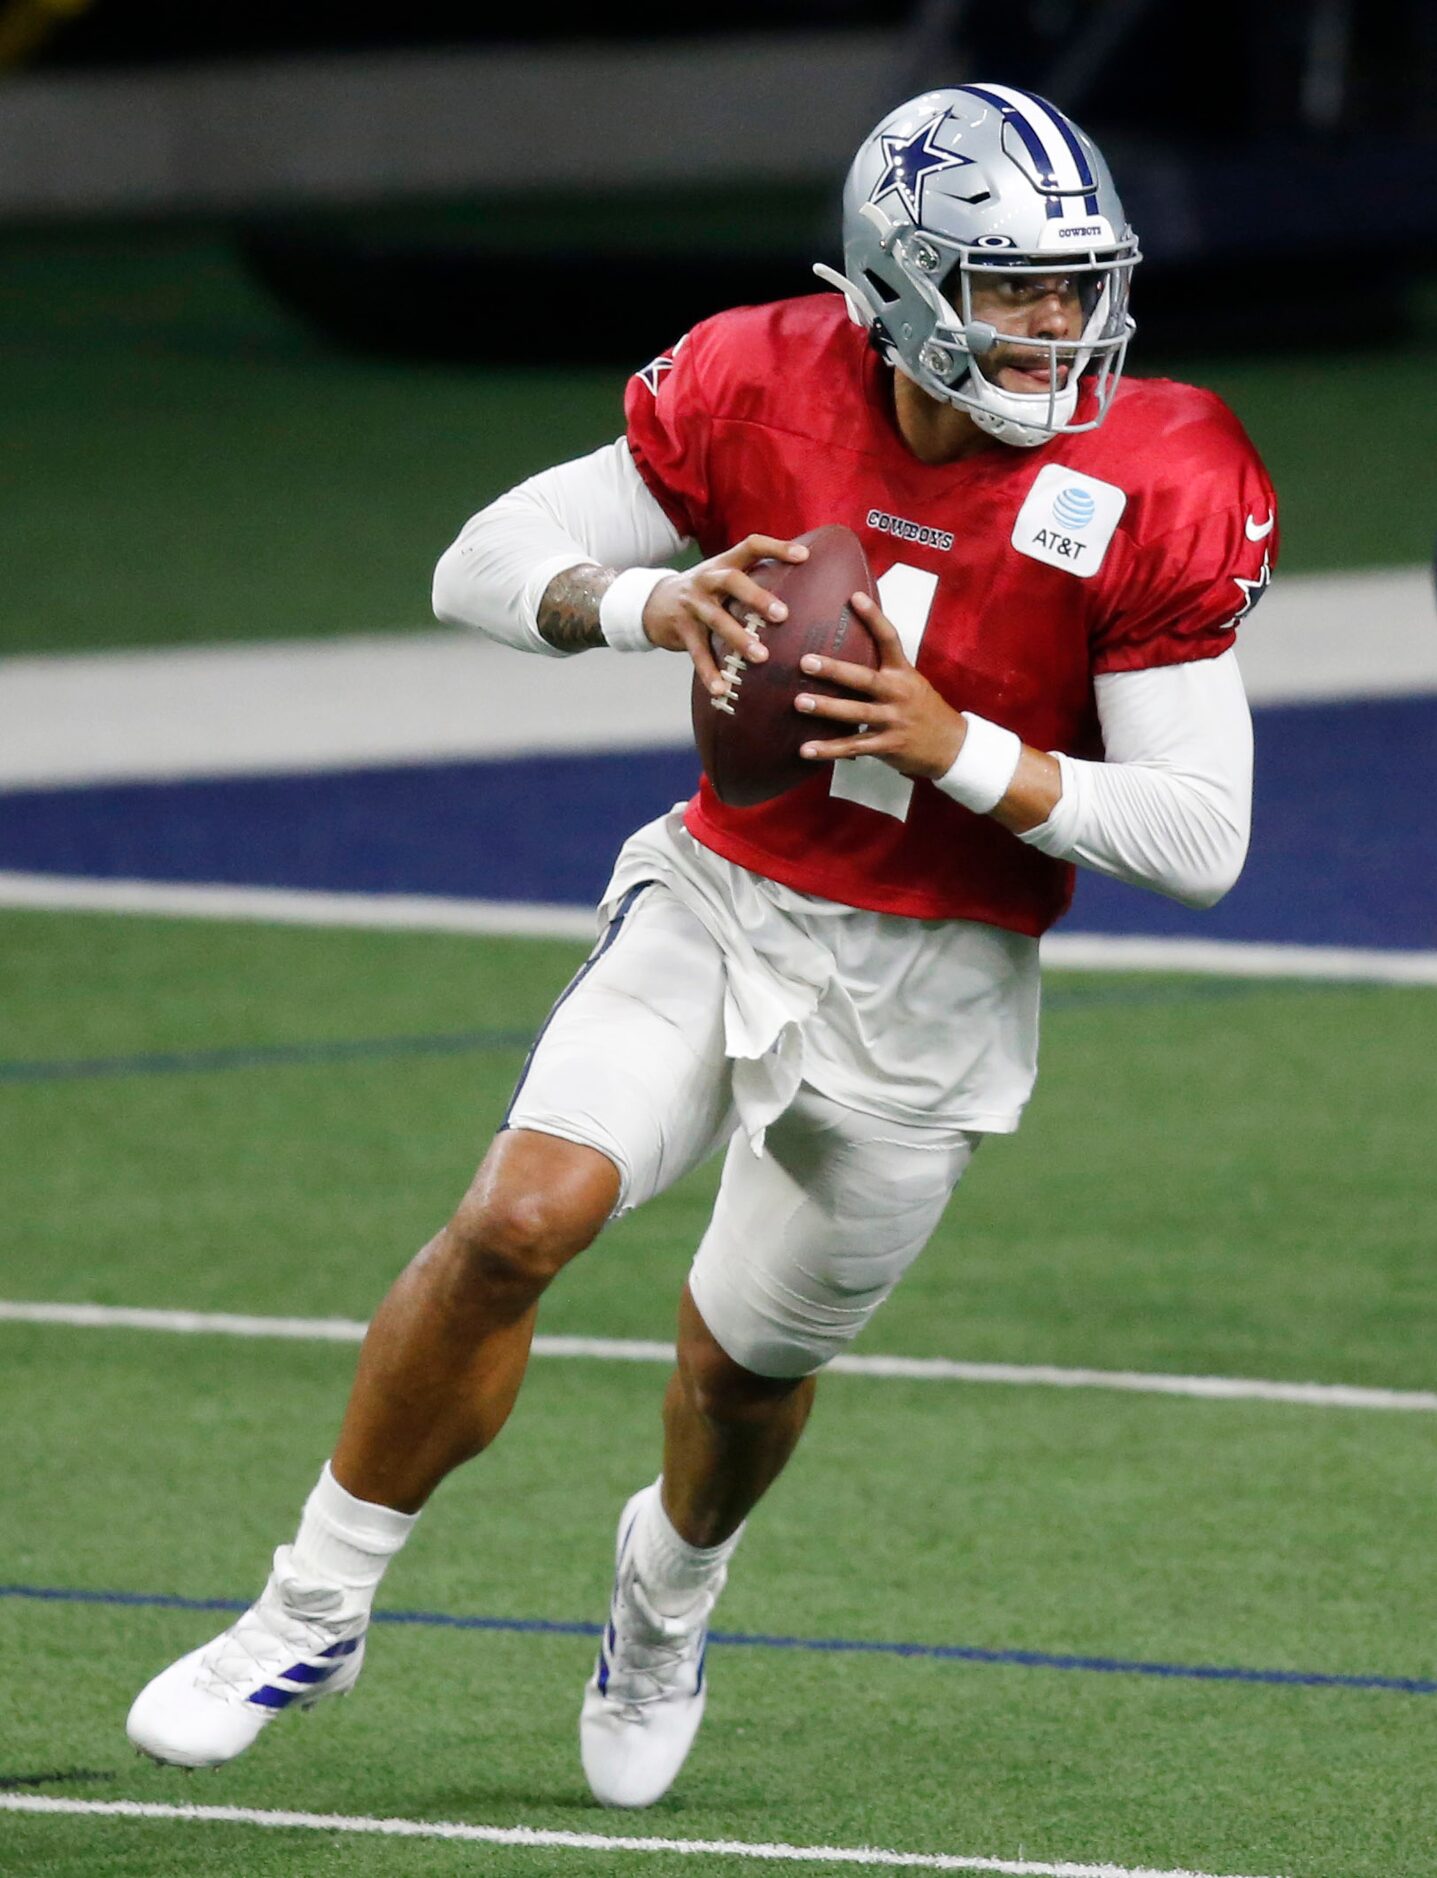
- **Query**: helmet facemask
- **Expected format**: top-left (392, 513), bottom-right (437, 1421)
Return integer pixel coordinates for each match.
top-left (902, 229), bottom-right (1137, 446)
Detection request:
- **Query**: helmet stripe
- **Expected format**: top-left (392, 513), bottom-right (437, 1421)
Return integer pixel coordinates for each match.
top-left (959, 84), bottom-right (1100, 217)
top-left (1003, 87), bottom-right (1103, 217)
top-left (959, 84), bottom-right (1062, 206)
top-left (968, 83), bottom-right (1086, 190)
top-left (1003, 88), bottom-right (1096, 184)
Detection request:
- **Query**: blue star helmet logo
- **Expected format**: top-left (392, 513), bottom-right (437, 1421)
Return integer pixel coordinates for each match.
top-left (871, 113), bottom-right (974, 223)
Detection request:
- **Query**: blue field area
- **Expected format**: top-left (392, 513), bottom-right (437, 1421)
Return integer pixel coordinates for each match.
top-left (1, 695), bottom-right (1433, 949)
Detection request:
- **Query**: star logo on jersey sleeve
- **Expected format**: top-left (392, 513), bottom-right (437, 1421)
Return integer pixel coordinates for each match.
top-left (1229, 551), bottom-right (1271, 624)
top-left (635, 333), bottom-right (688, 397)
top-left (871, 114), bottom-right (974, 223)
top-left (636, 352), bottom-right (675, 396)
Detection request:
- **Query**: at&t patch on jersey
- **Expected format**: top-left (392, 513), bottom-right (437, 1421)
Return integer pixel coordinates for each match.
top-left (1011, 464), bottom-right (1127, 578)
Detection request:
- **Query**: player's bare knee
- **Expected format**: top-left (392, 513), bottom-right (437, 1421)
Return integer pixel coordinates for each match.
top-left (444, 1177), bottom-right (608, 1303)
top-left (440, 1190), bottom-right (595, 1303)
top-left (440, 1131), bottom-right (622, 1304)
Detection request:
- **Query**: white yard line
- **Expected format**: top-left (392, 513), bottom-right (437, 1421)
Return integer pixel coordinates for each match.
top-left (1039, 933), bottom-right (1437, 986)
top-left (0, 873), bottom-right (598, 940)
top-left (0, 1795), bottom-right (1289, 1878)
top-left (1, 872), bottom-right (1434, 984)
top-left (3, 1301), bottom-right (1432, 1413)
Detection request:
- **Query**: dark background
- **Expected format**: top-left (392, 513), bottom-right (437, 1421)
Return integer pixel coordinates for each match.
top-left (13, 1), bottom-right (1437, 361)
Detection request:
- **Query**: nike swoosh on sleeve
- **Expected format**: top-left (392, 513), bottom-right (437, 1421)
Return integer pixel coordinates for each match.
top-left (1245, 511), bottom-right (1275, 540)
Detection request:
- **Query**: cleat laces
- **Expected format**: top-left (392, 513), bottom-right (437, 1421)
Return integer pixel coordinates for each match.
top-left (601, 1570), bottom-right (711, 1719)
top-left (196, 1573), bottom-right (355, 1705)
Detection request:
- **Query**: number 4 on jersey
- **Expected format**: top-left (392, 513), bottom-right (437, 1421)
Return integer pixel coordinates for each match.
top-left (828, 560), bottom-right (939, 821)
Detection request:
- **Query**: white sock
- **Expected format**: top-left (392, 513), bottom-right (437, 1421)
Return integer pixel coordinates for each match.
top-left (631, 1477), bottom-right (745, 1617)
top-left (285, 1462), bottom-right (419, 1614)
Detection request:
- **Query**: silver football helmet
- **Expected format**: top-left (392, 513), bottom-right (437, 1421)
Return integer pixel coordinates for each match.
top-left (815, 84), bottom-right (1141, 447)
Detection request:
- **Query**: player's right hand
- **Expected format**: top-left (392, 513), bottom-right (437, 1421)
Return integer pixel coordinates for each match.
top-left (642, 535), bottom-right (810, 698)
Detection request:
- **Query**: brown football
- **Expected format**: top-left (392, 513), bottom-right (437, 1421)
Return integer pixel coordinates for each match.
top-left (690, 525), bottom-right (879, 807)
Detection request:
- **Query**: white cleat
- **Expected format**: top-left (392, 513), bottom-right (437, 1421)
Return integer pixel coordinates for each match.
top-left (579, 1486), bottom-right (717, 1808)
top-left (126, 1547), bottom-right (367, 1769)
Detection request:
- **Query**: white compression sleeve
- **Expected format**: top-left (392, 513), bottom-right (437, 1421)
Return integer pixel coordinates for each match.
top-left (1016, 648), bottom-right (1253, 908)
top-left (431, 438), bottom-right (689, 656)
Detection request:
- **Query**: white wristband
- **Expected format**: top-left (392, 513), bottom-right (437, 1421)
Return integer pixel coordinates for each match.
top-left (935, 713), bottom-right (1024, 814)
top-left (599, 566), bottom-right (669, 652)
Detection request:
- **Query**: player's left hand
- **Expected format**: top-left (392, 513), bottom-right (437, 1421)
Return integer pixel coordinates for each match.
top-left (794, 590), bottom-right (964, 780)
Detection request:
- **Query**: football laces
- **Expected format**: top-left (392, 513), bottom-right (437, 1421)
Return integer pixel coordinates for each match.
top-left (709, 610), bottom-right (766, 717)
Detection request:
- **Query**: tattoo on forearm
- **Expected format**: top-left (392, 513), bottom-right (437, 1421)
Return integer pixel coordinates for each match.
top-left (536, 564), bottom-right (615, 653)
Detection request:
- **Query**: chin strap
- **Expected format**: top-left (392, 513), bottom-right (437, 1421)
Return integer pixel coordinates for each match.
top-left (965, 366), bottom-right (1081, 447)
top-left (968, 404), bottom-right (1061, 449)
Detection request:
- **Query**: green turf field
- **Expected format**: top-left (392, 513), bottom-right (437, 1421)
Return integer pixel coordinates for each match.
top-left (3, 909), bottom-right (1435, 1876)
top-left (4, 202), bottom-right (1433, 1875)
top-left (2, 226), bottom-right (1433, 659)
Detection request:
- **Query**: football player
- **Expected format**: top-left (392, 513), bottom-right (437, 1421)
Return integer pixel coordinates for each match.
top-left (129, 84), bottom-right (1275, 1804)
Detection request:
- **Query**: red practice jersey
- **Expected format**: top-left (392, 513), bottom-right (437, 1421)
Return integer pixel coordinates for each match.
top-left (625, 295), bottom-right (1277, 935)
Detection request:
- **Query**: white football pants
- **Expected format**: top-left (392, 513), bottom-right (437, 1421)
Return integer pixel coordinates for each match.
top-left (506, 883), bottom-right (976, 1377)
